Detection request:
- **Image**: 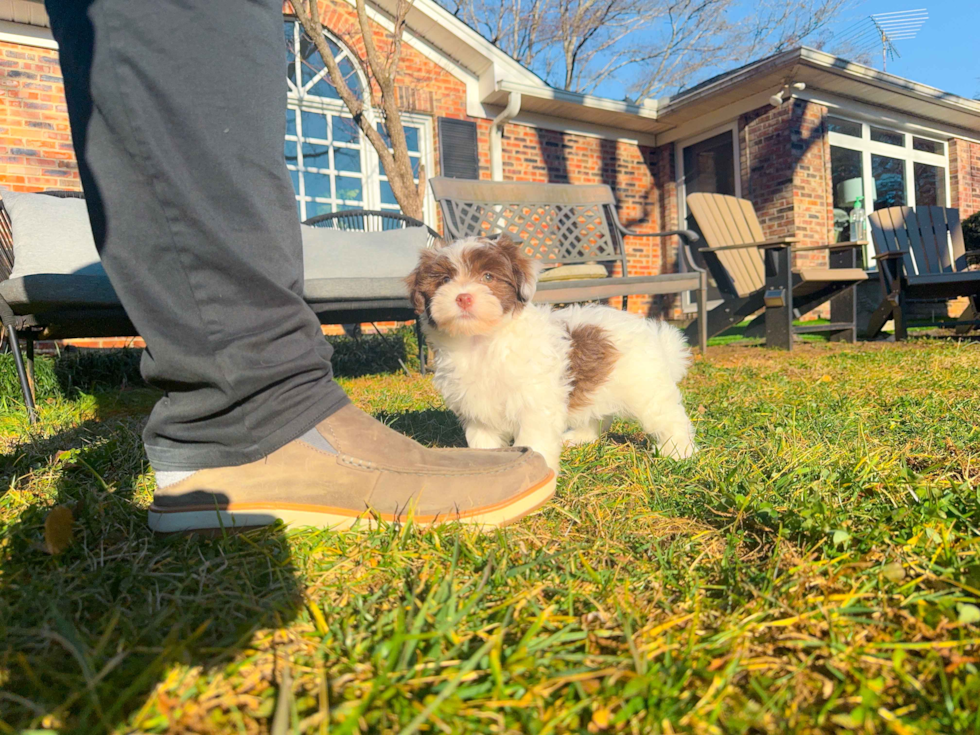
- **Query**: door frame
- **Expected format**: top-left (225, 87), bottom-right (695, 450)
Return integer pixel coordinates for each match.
top-left (674, 122), bottom-right (741, 312)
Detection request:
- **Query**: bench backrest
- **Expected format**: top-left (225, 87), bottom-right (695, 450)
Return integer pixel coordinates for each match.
top-left (686, 192), bottom-right (767, 298)
top-left (429, 177), bottom-right (626, 271)
top-left (869, 206), bottom-right (966, 277)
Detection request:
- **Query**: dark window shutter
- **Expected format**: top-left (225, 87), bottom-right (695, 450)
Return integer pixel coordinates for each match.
top-left (438, 118), bottom-right (479, 179)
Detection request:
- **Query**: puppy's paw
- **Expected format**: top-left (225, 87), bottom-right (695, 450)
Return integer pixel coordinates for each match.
top-left (657, 436), bottom-right (698, 460)
top-left (562, 427), bottom-right (599, 447)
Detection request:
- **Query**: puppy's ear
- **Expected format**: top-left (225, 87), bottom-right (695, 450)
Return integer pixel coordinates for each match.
top-left (494, 234), bottom-right (539, 303)
top-left (405, 247), bottom-right (437, 315)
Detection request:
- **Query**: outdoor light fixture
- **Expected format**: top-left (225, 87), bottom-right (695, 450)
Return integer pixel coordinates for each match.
top-left (769, 82), bottom-right (807, 107)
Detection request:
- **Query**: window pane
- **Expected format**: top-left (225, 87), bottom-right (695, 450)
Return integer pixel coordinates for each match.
top-left (300, 110), bottom-right (328, 140)
top-left (334, 147), bottom-right (361, 172)
top-left (283, 138), bottom-right (297, 164)
top-left (913, 136), bottom-right (944, 155)
top-left (307, 201), bottom-right (333, 218)
top-left (870, 126), bottom-right (904, 147)
top-left (288, 168), bottom-right (300, 196)
top-left (380, 180), bottom-right (397, 205)
top-left (411, 155), bottom-right (421, 178)
top-left (914, 162), bottom-right (946, 206)
top-left (871, 154), bottom-right (906, 210)
top-left (334, 118), bottom-right (359, 144)
top-left (376, 123), bottom-right (392, 149)
top-left (404, 126), bottom-right (420, 152)
top-left (827, 117), bottom-right (861, 137)
top-left (831, 146), bottom-right (863, 241)
top-left (284, 22), bottom-right (297, 86)
top-left (337, 57), bottom-right (361, 97)
top-left (301, 139), bottom-right (330, 167)
top-left (335, 176), bottom-right (363, 202)
top-left (286, 108), bottom-right (296, 137)
top-left (303, 171), bottom-right (332, 200)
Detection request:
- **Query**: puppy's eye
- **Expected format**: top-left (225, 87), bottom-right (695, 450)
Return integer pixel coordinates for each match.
top-left (442, 276), bottom-right (452, 285)
top-left (482, 273), bottom-right (494, 283)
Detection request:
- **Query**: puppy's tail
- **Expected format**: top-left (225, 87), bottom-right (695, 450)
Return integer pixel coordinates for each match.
top-left (649, 319), bottom-right (692, 384)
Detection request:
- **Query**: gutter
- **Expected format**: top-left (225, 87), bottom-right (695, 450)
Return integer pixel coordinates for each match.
top-left (490, 91), bottom-right (522, 181)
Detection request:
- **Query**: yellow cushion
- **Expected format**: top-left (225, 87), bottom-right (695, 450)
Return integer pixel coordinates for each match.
top-left (537, 263), bottom-right (608, 283)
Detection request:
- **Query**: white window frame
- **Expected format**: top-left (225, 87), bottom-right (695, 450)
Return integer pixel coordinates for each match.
top-left (284, 20), bottom-right (435, 225)
top-left (827, 113), bottom-right (950, 267)
top-left (674, 122), bottom-right (741, 312)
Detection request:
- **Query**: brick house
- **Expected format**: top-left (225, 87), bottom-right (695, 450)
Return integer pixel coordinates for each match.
top-left (2, 0), bottom-right (980, 340)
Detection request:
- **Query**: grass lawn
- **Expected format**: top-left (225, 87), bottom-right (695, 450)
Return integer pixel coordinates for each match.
top-left (2, 336), bottom-right (980, 733)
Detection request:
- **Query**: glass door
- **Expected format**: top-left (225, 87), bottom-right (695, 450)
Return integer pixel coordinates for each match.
top-left (678, 129), bottom-right (738, 306)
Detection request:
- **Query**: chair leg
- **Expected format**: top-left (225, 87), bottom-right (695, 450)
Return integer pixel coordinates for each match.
top-left (5, 324), bottom-right (37, 425)
top-left (954, 296), bottom-right (979, 336)
top-left (415, 319), bottom-right (427, 376)
top-left (697, 274), bottom-right (708, 354)
top-left (864, 296), bottom-right (895, 340)
top-left (763, 247), bottom-right (793, 350)
top-left (25, 334), bottom-right (35, 395)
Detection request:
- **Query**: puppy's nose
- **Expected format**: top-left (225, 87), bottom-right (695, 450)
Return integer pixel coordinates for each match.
top-left (456, 293), bottom-right (473, 310)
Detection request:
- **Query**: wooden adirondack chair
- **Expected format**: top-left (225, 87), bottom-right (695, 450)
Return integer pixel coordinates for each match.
top-left (866, 205), bottom-right (980, 339)
top-left (682, 192), bottom-right (868, 349)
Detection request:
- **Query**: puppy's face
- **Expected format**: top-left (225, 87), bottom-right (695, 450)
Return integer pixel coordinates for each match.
top-left (406, 235), bottom-right (538, 337)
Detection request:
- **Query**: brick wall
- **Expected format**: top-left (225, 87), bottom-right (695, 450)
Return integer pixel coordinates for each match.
top-left (950, 138), bottom-right (980, 218)
top-left (0, 41), bottom-right (80, 192)
top-left (499, 123), bottom-right (686, 315)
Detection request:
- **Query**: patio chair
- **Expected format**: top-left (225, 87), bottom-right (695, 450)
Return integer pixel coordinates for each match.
top-left (865, 205), bottom-right (980, 340)
top-left (302, 209), bottom-right (441, 372)
top-left (429, 177), bottom-right (708, 353)
top-left (681, 192), bottom-right (868, 350)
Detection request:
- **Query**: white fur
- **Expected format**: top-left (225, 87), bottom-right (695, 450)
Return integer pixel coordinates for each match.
top-left (422, 243), bottom-right (697, 473)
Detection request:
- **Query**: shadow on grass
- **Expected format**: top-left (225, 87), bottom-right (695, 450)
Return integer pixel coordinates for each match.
top-left (0, 374), bottom-right (307, 731)
top-left (0, 339), bottom-right (447, 732)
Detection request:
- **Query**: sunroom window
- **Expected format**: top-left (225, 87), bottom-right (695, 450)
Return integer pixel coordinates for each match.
top-left (282, 19), bottom-right (429, 222)
top-left (827, 115), bottom-right (948, 267)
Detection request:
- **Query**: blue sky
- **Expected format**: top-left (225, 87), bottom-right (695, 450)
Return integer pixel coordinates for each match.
top-left (833, 0), bottom-right (979, 99)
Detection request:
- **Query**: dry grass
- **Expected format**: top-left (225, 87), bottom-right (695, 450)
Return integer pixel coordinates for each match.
top-left (1, 338), bottom-right (979, 733)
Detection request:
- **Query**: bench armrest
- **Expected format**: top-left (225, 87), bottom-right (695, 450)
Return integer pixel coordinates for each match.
top-left (609, 208), bottom-right (700, 244)
top-left (874, 250), bottom-right (909, 261)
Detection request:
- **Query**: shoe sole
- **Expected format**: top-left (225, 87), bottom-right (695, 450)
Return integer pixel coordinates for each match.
top-left (147, 471), bottom-right (556, 534)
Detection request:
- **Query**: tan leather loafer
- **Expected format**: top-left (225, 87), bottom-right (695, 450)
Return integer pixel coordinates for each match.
top-left (147, 404), bottom-right (555, 533)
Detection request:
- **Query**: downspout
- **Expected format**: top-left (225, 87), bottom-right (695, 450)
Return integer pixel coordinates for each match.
top-left (490, 91), bottom-right (522, 181)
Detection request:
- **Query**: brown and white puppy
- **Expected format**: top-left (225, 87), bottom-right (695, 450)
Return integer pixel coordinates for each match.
top-left (406, 236), bottom-right (696, 472)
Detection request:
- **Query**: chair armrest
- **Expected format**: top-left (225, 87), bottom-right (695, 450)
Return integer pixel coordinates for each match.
top-left (873, 250), bottom-right (909, 261)
top-left (793, 240), bottom-right (868, 253)
top-left (704, 238), bottom-right (796, 252)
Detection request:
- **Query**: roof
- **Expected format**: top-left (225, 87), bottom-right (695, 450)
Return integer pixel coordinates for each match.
top-left (5, 0), bottom-right (980, 141)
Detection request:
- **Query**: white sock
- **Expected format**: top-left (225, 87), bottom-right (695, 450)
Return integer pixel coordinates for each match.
top-left (152, 428), bottom-right (336, 489)
top-left (154, 470), bottom-right (197, 488)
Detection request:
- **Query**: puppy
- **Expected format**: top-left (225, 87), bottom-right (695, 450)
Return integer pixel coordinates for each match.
top-left (405, 235), bottom-right (697, 473)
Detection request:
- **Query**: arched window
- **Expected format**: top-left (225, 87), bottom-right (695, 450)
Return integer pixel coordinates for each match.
top-left (283, 19), bottom-right (429, 222)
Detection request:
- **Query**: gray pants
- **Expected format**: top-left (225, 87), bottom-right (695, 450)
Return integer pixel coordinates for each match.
top-left (45, 0), bottom-right (349, 471)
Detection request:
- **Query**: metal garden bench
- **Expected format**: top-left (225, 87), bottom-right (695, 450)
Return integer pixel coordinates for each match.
top-left (429, 177), bottom-right (707, 352)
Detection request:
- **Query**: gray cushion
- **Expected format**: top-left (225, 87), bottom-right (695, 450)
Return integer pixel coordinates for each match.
top-left (2, 189), bottom-right (105, 278)
top-left (304, 276), bottom-right (412, 302)
top-left (301, 224), bottom-right (427, 281)
top-left (0, 274), bottom-right (120, 311)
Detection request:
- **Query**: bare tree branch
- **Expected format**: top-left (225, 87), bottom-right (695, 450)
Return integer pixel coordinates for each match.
top-left (289, 0), bottom-right (424, 219)
top-left (438, 0), bottom-right (851, 99)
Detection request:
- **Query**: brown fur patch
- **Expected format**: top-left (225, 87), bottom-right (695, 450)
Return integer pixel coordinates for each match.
top-left (566, 324), bottom-right (619, 413)
top-left (405, 249), bottom-right (457, 325)
top-left (459, 238), bottom-right (528, 314)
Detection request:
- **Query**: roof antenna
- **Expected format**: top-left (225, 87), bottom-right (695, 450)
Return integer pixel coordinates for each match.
top-left (871, 9), bottom-right (928, 71)
top-left (828, 8), bottom-right (927, 71)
